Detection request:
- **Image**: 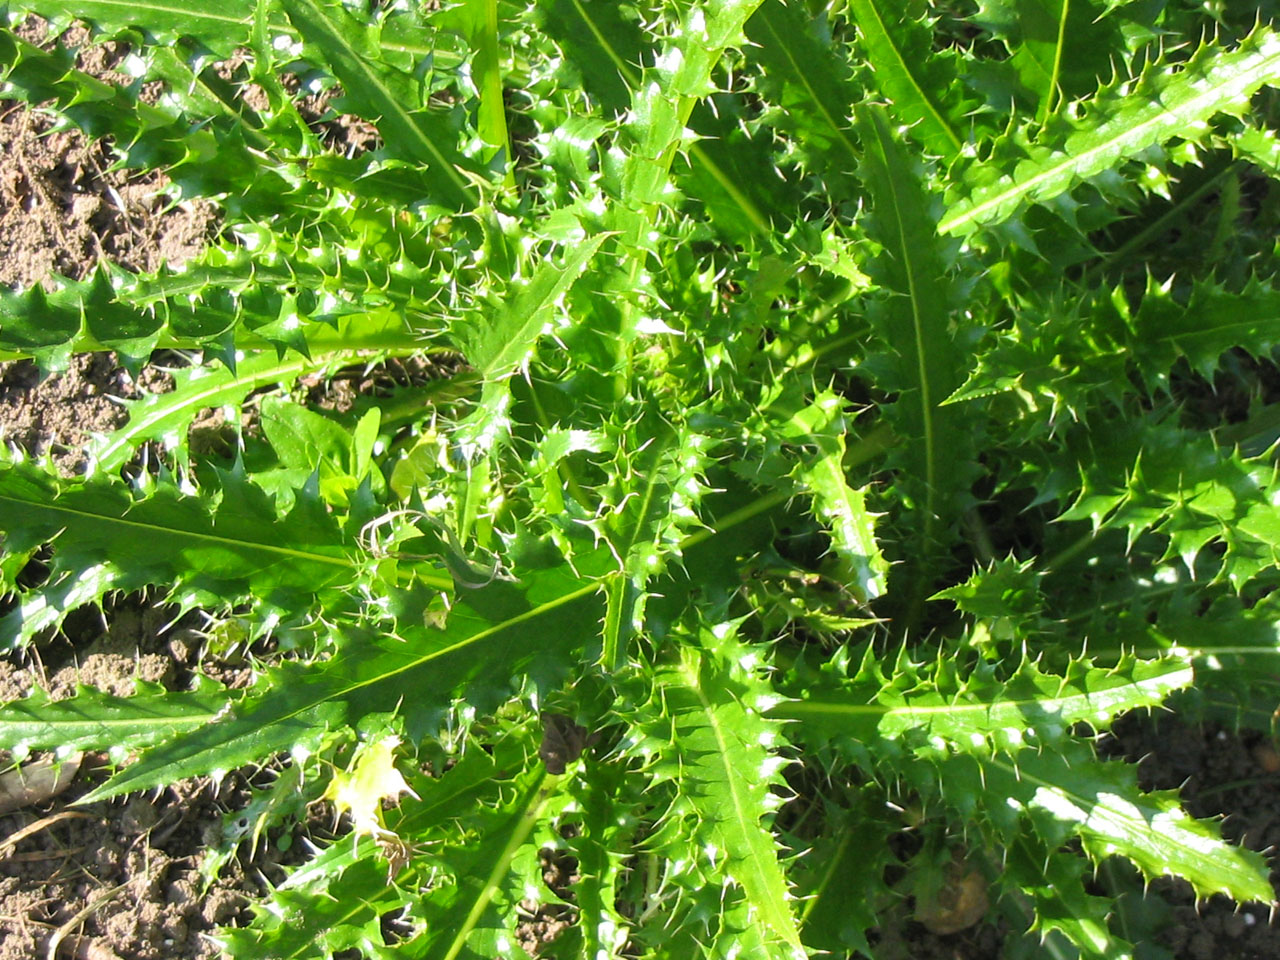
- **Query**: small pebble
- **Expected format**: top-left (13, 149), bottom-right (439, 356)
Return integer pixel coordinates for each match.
top-left (1253, 744), bottom-right (1280, 773)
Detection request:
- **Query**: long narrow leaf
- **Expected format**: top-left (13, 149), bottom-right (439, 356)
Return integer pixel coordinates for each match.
top-left (79, 546), bottom-right (609, 801)
top-left (634, 628), bottom-right (805, 959)
top-left (845, 0), bottom-right (970, 158)
top-left (4, 0), bottom-right (450, 62)
top-left (0, 461), bottom-right (360, 651)
top-left (941, 27), bottom-right (1280, 236)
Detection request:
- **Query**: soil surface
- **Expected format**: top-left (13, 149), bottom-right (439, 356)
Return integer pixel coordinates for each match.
top-left (1, 17), bottom-right (1279, 960)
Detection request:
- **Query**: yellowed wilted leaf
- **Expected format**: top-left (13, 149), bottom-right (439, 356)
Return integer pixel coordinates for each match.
top-left (324, 736), bottom-right (417, 838)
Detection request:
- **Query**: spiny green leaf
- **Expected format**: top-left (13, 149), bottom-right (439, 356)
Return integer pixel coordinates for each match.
top-left (5, 0), bottom-right (450, 63)
top-left (415, 769), bottom-right (557, 960)
top-left (0, 238), bottom-right (441, 369)
top-left (1004, 839), bottom-right (1136, 960)
top-left (538, 0), bottom-right (781, 239)
top-left (1107, 592), bottom-right (1280, 731)
top-left (941, 26), bottom-right (1280, 236)
top-left (1129, 274), bottom-right (1280, 382)
top-left (932, 557), bottom-right (1042, 628)
top-left (0, 562), bottom-right (118, 650)
top-left (744, 0), bottom-right (861, 199)
top-left (791, 789), bottom-right (893, 954)
top-left (221, 840), bottom-right (416, 958)
top-left (0, 461), bottom-right (358, 652)
top-left (632, 626), bottom-right (805, 959)
top-left (462, 234), bottom-right (609, 382)
top-left (535, 0), bottom-right (645, 117)
top-left (256, 398), bottom-right (385, 508)
top-left (771, 649), bottom-right (1193, 756)
top-left (279, 0), bottom-right (480, 210)
top-left (912, 743), bottom-right (1271, 914)
top-left (1001, 746), bottom-right (1273, 903)
top-left (1062, 417), bottom-right (1280, 583)
top-left (844, 0), bottom-right (971, 158)
top-left (854, 102), bottom-right (966, 613)
top-left (88, 351), bottom-right (355, 474)
top-left (6, 0), bottom-right (261, 56)
top-left (778, 391), bottom-right (887, 602)
top-left (949, 274), bottom-right (1280, 414)
top-left (1233, 122), bottom-right (1280, 176)
top-left (455, 233), bottom-right (609, 457)
top-left (695, 104), bottom-right (797, 240)
top-left (562, 758), bottom-right (639, 960)
top-left (973, 0), bottom-right (1125, 123)
top-left (0, 677), bottom-right (227, 763)
top-left (598, 411), bottom-right (713, 671)
top-left (80, 546), bottom-right (609, 801)
top-left (857, 101), bottom-right (959, 477)
top-left (611, 0), bottom-right (765, 214)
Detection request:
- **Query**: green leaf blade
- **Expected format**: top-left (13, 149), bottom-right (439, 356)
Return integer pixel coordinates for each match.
top-left (1010, 749), bottom-right (1273, 903)
top-left (279, 0), bottom-right (478, 210)
top-left (79, 548), bottom-right (607, 801)
top-left (639, 628), bottom-right (805, 959)
top-left (772, 652), bottom-right (1195, 756)
top-left (942, 27), bottom-right (1280, 236)
top-left (846, 0), bottom-right (969, 159)
top-left (0, 679), bottom-right (227, 761)
top-left (0, 462), bottom-right (356, 650)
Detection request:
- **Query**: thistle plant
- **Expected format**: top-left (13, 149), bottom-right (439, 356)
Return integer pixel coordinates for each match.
top-left (2, 1), bottom-right (1280, 957)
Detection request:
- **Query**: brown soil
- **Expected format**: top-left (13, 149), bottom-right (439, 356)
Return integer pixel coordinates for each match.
top-left (0, 101), bottom-right (212, 289)
top-left (1, 16), bottom-right (1279, 960)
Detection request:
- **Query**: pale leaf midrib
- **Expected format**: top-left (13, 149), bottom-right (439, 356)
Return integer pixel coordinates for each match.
top-left (0, 493), bottom-right (353, 568)
top-left (775, 666), bottom-right (1191, 724)
top-left (5, 713), bottom-right (216, 730)
top-left (682, 661), bottom-right (801, 954)
top-left (940, 38), bottom-right (1280, 234)
top-left (284, 0), bottom-right (472, 198)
